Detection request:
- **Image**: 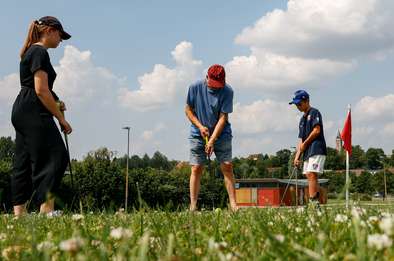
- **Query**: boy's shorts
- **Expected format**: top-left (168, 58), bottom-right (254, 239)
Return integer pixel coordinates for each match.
top-left (303, 155), bottom-right (326, 174)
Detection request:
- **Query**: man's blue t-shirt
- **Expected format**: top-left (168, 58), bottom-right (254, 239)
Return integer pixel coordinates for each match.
top-left (186, 80), bottom-right (233, 141)
top-left (298, 107), bottom-right (327, 161)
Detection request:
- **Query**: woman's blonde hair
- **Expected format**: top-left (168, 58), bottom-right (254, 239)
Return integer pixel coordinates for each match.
top-left (20, 21), bottom-right (54, 59)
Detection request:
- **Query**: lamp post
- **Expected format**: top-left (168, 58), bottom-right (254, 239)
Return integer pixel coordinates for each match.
top-left (122, 126), bottom-right (130, 212)
top-left (383, 163), bottom-right (387, 201)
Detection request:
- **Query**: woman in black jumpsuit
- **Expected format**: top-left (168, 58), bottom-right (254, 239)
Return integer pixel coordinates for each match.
top-left (12, 16), bottom-right (72, 216)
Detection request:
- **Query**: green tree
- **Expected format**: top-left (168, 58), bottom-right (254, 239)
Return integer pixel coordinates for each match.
top-left (0, 137), bottom-right (15, 162)
top-left (366, 148), bottom-right (386, 170)
top-left (350, 145), bottom-right (366, 169)
top-left (389, 149), bottom-right (394, 167)
top-left (325, 147), bottom-right (345, 170)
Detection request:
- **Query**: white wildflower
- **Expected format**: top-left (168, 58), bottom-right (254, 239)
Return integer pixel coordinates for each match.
top-left (225, 253), bottom-right (234, 260)
top-left (91, 240), bottom-right (103, 247)
top-left (0, 233), bottom-right (6, 241)
top-left (335, 214), bottom-right (348, 223)
top-left (379, 216), bottom-right (393, 235)
top-left (367, 234), bottom-right (392, 250)
top-left (208, 238), bottom-right (227, 251)
top-left (71, 214), bottom-right (84, 221)
top-left (296, 207), bottom-right (304, 214)
top-left (381, 212), bottom-right (393, 218)
top-left (267, 221), bottom-right (274, 226)
top-left (368, 216), bottom-right (379, 223)
top-left (37, 241), bottom-right (56, 252)
top-left (275, 234), bottom-right (285, 243)
top-left (351, 207), bottom-right (365, 219)
top-left (59, 237), bottom-right (85, 253)
top-left (47, 210), bottom-right (63, 218)
top-left (295, 227), bottom-right (302, 233)
top-left (110, 227), bottom-right (133, 240)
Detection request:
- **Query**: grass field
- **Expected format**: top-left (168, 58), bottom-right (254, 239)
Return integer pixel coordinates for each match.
top-left (0, 202), bottom-right (393, 260)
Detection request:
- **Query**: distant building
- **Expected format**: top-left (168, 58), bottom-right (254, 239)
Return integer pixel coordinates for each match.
top-left (336, 130), bottom-right (343, 152)
top-left (247, 154), bottom-right (262, 161)
top-left (235, 178), bottom-right (329, 207)
top-left (175, 161), bottom-right (189, 169)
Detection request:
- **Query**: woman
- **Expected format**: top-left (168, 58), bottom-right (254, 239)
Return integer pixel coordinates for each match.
top-left (11, 16), bottom-right (72, 217)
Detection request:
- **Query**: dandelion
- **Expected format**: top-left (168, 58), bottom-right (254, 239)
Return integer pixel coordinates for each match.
top-left (367, 234), bottom-right (392, 250)
top-left (71, 214), bottom-right (84, 221)
top-left (110, 227), bottom-right (133, 240)
top-left (295, 227), bottom-right (302, 233)
top-left (335, 214), bottom-right (348, 223)
top-left (379, 216), bottom-right (393, 235)
top-left (267, 221), bottom-right (274, 226)
top-left (59, 237), bottom-right (85, 253)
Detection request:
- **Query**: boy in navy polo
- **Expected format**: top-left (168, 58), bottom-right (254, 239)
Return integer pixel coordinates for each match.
top-left (185, 64), bottom-right (237, 212)
top-left (290, 90), bottom-right (327, 207)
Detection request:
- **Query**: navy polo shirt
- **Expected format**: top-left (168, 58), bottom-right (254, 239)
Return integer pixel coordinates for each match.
top-left (298, 107), bottom-right (327, 161)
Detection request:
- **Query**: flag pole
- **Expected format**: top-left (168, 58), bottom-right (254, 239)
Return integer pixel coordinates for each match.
top-left (345, 150), bottom-right (349, 209)
top-left (345, 104), bottom-right (351, 209)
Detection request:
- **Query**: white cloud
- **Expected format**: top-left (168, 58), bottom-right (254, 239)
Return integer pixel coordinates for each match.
top-left (118, 41), bottom-right (202, 111)
top-left (234, 137), bottom-right (273, 156)
top-left (231, 99), bottom-right (299, 134)
top-left (353, 94), bottom-right (394, 122)
top-left (141, 123), bottom-right (166, 141)
top-left (235, 0), bottom-right (394, 60)
top-left (224, 0), bottom-right (394, 91)
top-left (54, 45), bottom-right (121, 106)
top-left (0, 73), bottom-right (19, 105)
top-left (381, 122), bottom-right (394, 136)
top-left (225, 50), bottom-right (353, 90)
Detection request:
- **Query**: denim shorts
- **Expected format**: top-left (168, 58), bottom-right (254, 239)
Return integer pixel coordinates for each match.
top-left (189, 137), bottom-right (232, 165)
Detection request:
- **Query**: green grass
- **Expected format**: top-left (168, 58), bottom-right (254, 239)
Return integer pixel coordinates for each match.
top-left (0, 204), bottom-right (393, 260)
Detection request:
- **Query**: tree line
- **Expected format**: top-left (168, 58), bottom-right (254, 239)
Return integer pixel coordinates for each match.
top-left (0, 136), bottom-right (393, 211)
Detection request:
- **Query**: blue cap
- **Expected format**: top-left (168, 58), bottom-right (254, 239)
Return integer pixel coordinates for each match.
top-left (289, 90), bottom-right (309, 105)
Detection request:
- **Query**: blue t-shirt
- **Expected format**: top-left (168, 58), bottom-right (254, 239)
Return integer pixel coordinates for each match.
top-left (298, 107), bottom-right (327, 160)
top-left (186, 80), bottom-right (233, 140)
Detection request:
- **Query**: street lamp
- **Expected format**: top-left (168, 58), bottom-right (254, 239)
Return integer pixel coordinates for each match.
top-left (122, 126), bottom-right (130, 212)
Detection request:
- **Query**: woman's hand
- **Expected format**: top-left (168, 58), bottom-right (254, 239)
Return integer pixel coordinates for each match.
top-left (59, 118), bottom-right (72, 134)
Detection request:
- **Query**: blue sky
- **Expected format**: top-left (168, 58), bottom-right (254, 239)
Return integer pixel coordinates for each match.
top-left (1, 0), bottom-right (394, 160)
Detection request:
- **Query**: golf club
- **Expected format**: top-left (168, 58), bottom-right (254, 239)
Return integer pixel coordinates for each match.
top-left (279, 166), bottom-right (299, 206)
top-left (57, 102), bottom-right (74, 190)
top-left (204, 136), bottom-right (213, 176)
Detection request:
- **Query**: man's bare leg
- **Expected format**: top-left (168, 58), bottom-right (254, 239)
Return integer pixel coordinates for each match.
top-left (220, 162), bottom-right (238, 211)
top-left (189, 165), bottom-right (203, 211)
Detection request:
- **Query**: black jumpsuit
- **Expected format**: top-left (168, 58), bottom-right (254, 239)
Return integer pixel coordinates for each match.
top-left (11, 44), bottom-right (68, 206)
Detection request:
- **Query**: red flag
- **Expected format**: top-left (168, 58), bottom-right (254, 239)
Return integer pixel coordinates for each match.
top-left (341, 109), bottom-right (352, 155)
